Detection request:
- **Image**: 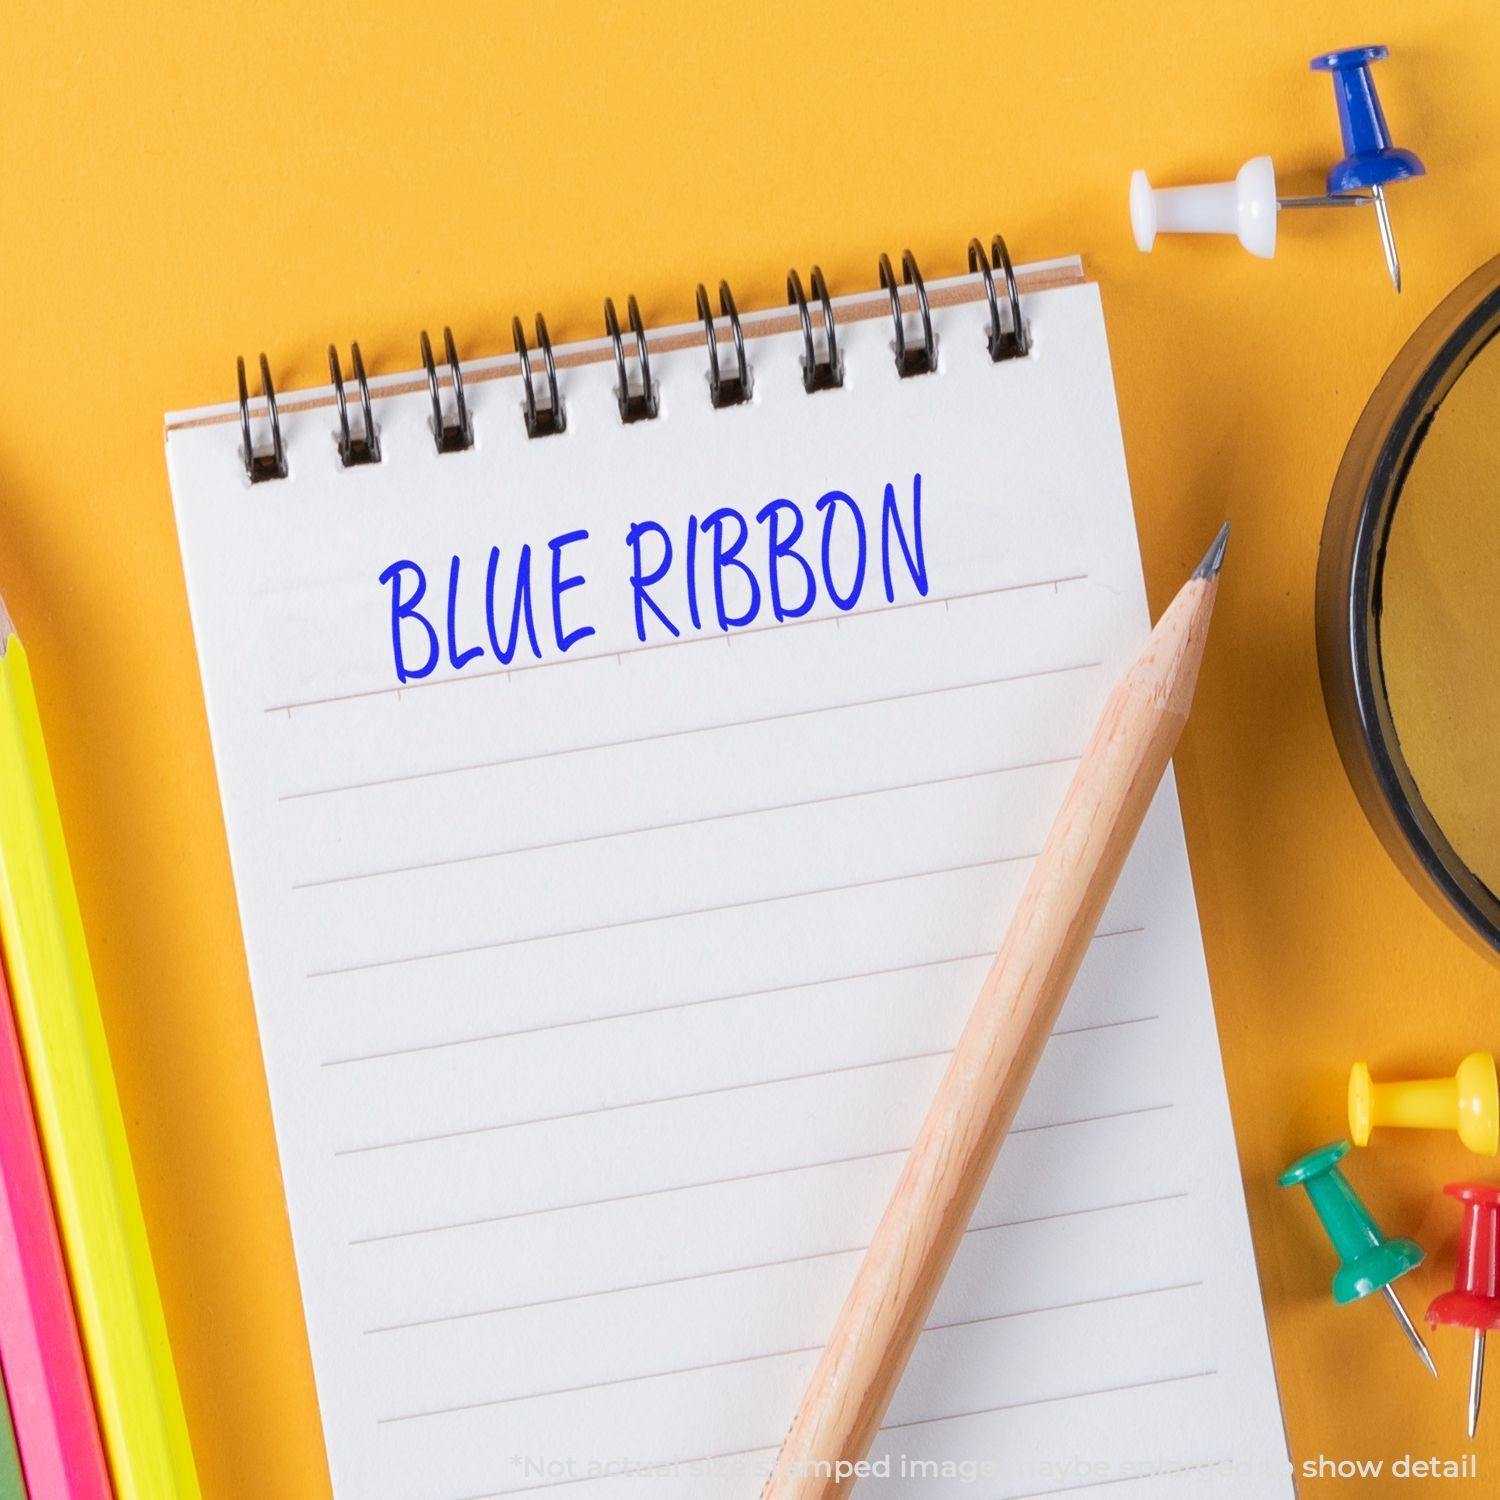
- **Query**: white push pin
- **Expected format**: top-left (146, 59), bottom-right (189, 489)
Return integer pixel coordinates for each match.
top-left (1130, 155), bottom-right (1370, 260)
top-left (1130, 156), bottom-right (1278, 258)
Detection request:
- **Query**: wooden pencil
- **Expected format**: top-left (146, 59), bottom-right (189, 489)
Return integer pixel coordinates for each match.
top-left (0, 952), bottom-right (112, 1499)
top-left (0, 593), bottom-right (201, 1499)
top-left (761, 525), bottom-right (1229, 1500)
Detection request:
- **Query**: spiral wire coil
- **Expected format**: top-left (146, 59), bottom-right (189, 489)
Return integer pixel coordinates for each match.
top-left (234, 235), bottom-right (1031, 482)
top-left (420, 327), bottom-right (474, 453)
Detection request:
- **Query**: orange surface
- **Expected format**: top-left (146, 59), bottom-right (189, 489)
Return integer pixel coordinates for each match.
top-left (1, 3), bottom-right (1498, 1494)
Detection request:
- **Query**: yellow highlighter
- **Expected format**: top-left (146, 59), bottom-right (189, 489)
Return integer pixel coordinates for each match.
top-left (0, 597), bottom-right (200, 1499)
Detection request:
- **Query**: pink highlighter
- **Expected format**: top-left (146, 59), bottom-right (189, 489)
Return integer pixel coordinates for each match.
top-left (0, 958), bottom-right (112, 1498)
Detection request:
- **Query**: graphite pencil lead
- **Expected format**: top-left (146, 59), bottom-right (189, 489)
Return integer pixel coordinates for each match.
top-left (1193, 522), bottom-right (1230, 581)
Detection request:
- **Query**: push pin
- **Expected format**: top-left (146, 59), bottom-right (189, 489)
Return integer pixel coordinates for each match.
top-left (1427, 1184), bottom-right (1500, 1436)
top-left (1279, 1140), bottom-right (1436, 1376)
top-left (1131, 156), bottom-right (1279, 259)
top-left (1311, 45), bottom-right (1425, 292)
top-left (1130, 155), bottom-right (1372, 261)
top-left (1349, 1052), bottom-right (1499, 1157)
top-left (1131, 43), bottom-right (1421, 289)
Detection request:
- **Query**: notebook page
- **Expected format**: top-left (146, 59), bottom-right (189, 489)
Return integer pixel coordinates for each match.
top-left (165, 269), bottom-right (1291, 1500)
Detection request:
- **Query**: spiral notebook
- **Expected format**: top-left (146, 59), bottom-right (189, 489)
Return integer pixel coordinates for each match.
top-left (163, 248), bottom-right (1291, 1499)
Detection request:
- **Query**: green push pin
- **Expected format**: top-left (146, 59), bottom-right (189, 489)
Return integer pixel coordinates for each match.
top-left (1279, 1140), bottom-right (1437, 1376)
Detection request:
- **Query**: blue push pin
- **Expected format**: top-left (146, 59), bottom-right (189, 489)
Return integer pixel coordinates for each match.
top-left (1311, 45), bottom-right (1425, 292)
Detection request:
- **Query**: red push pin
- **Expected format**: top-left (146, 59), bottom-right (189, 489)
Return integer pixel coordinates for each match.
top-left (1427, 1183), bottom-right (1500, 1436)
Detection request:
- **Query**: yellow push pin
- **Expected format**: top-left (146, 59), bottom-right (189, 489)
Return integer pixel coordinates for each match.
top-left (1349, 1053), bottom-right (1499, 1156)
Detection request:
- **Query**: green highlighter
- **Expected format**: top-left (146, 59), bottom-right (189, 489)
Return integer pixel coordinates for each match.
top-left (1279, 1139), bottom-right (1437, 1376)
top-left (0, 1359), bottom-right (24, 1500)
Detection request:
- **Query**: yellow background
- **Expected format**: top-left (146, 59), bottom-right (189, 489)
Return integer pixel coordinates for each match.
top-left (2, 1), bottom-right (1498, 1493)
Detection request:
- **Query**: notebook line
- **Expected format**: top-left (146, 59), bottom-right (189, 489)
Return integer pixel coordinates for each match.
top-left (307, 851), bottom-right (1041, 979)
top-left (280, 660), bottom-right (1102, 803)
top-left (1053, 1012), bottom-right (1158, 1038)
top-left (363, 1189), bottom-right (1191, 1333)
top-left (435, 1369), bottom-right (1219, 1500)
top-left (321, 950), bottom-right (993, 1064)
top-left (334, 1022), bottom-right (1161, 1158)
top-left (347, 1104), bottom-right (1175, 1244)
top-left (348, 1144), bottom-right (911, 1245)
top-left (263, 575), bottom-right (1091, 716)
top-left (377, 1282), bottom-right (1204, 1425)
top-left (292, 754), bottom-right (1086, 890)
top-left (318, 928), bottom-right (1147, 1067)
top-left (334, 1047), bottom-right (955, 1157)
top-left (881, 1368), bottom-right (1220, 1434)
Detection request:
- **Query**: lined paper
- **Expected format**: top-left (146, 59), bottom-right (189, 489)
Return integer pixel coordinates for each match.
top-left (165, 267), bottom-right (1291, 1498)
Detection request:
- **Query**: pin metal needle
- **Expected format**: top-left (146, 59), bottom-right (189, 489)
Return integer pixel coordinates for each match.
top-left (1471, 1331), bottom-right (1486, 1439)
top-left (1275, 193), bottom-right (1372, 210)
top-left (1383, 1284), bottom-right (1439, 1376)
top-left (1371, 185), bottom-right (1402, 293)
top-left (1426, 1183), bottom-right (1500, 1436)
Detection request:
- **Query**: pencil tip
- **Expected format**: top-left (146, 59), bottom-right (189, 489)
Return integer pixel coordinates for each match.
top-left (1192, 522), bottom-right (1230, 580)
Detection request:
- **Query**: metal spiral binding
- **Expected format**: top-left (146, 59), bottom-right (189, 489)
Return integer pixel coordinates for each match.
top-left (420, 327), bottom-right (474, 452)
top-left (514, 314), bottom-right (566, 437)
top-left (696, 280), bottom-right (752, 408)
top-left (329, 343), bottom-right (381, 465)
top-left (604, 295), bottom-right (657, 422)
top-left (787, 267), bottom-right (842, 392)
top-left (968, 235), bottom-right (1030, 361)
top-left (878, 249), bottom-right (936, 377)
top-left (232, 231), bottom-right (1032, 478)
top-left (236, 354), bottom-right (287, 482)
